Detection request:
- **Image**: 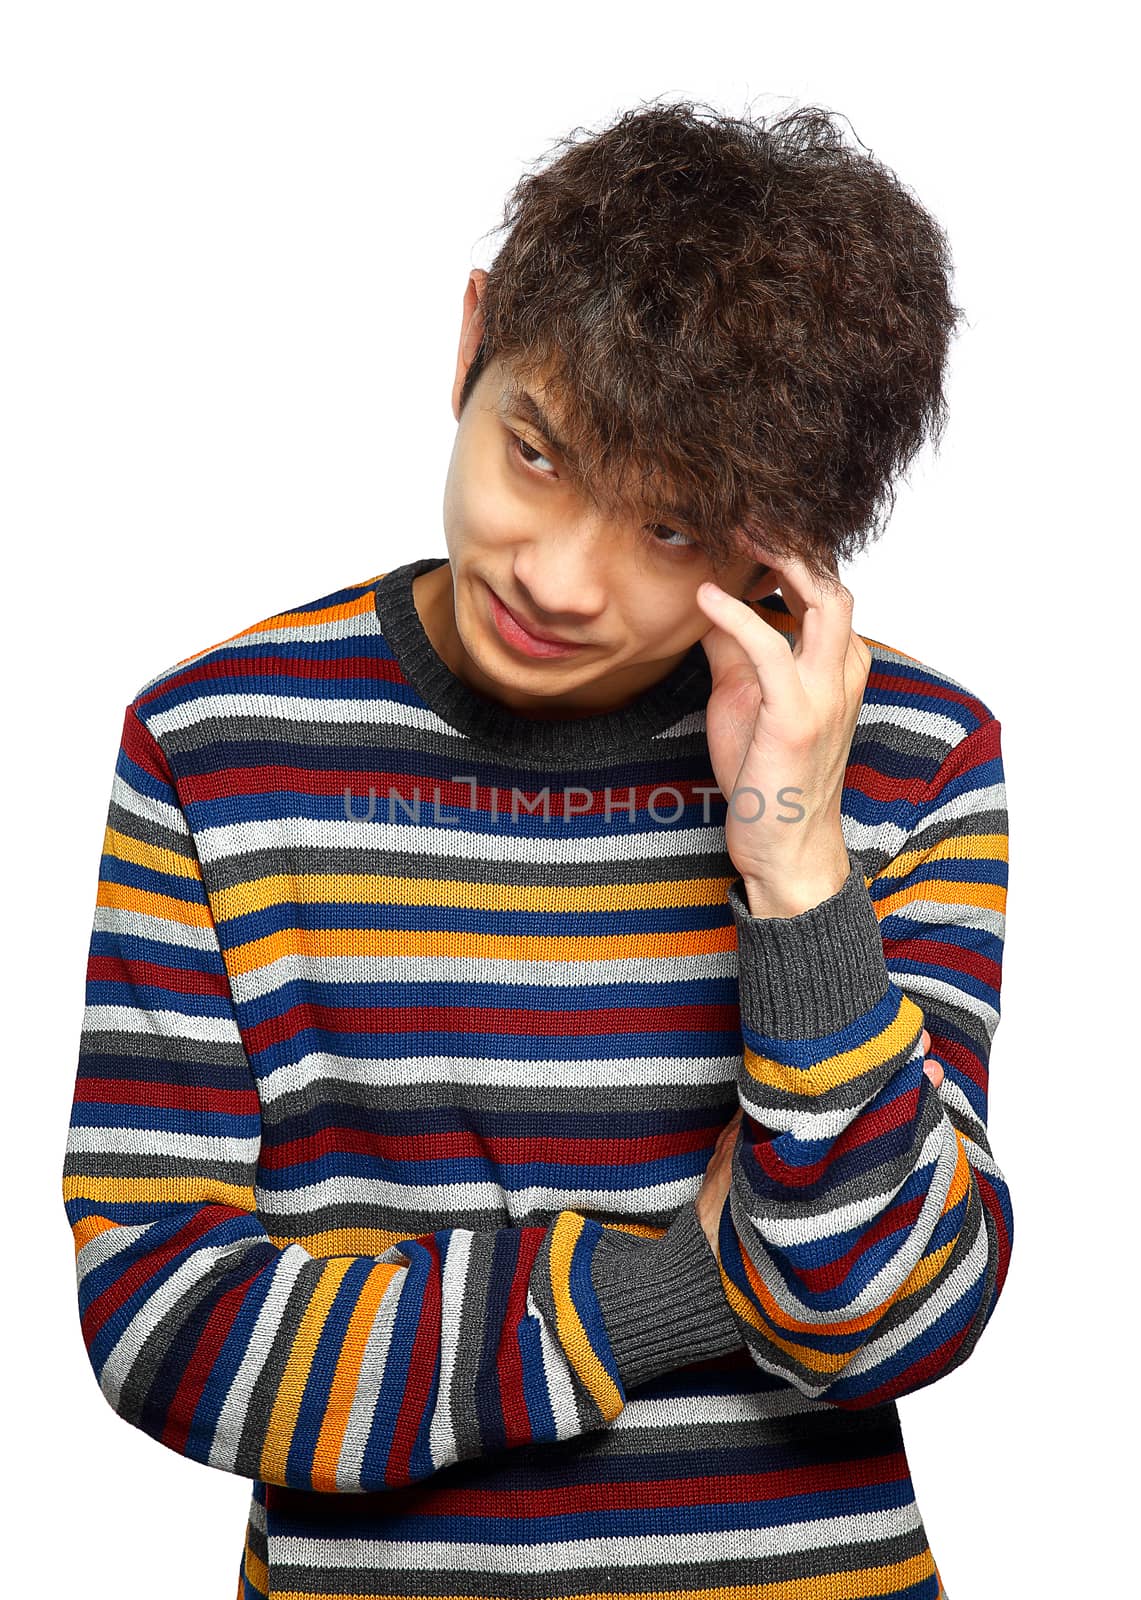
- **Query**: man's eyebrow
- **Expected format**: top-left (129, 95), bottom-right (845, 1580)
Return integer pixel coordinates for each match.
top-left (498, 380), bottom-right (698, 528)
top-left (499, 383), bottom-right (582, 470)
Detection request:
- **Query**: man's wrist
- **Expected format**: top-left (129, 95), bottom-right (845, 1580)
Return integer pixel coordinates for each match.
top-left (740, 856), bottom-right (852, 920)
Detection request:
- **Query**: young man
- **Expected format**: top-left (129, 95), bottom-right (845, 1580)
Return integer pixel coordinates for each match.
top-left (61, 102), bottom-right (1012, 1600)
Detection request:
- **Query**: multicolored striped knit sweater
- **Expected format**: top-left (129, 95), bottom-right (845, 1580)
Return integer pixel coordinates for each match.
top-left (61, 555), bottom-right (1013, 1600)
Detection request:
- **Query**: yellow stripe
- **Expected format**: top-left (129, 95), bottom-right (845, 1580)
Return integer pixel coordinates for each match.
top-left (241, 1543), bottom-right (267, 1598)
top-left (260, 1256), bottom-right (356, 1485)
top-left (69, 1212), bottom-right (119, 1252)
top-left (210, 872), bottom-right (740, 924)
top-left (878, 830), bottom-right (1008, 880)
top-left (547, 1213), bottom-right (624, 1421)
top-left (102, 825), bottom-right (201, 881)
top-left (877, 875), bottom-right (1006, 920)
top-left (742, 992), bottom-right (923, 1098)
top-left (62, 1175), bottom-right (256, 1210)
top-left (278, 1220), bottom-right (666, 1256)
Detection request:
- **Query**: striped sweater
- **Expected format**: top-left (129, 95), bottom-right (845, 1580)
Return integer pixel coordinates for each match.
top-left (61, 554), bottom-right (1013, 1600)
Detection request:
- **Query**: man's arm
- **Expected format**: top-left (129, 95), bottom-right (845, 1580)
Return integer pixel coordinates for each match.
top-left (61, 703), bottom-right (743, 1494)
top-left (714, 715), bottom-right (1013, 1407)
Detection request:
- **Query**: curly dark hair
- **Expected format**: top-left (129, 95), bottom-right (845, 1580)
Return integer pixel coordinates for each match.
top-left (459, 98), bottom-right (965, 585)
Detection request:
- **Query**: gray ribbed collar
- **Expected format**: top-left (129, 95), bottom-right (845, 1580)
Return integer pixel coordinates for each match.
top-left (372, 555), bottom-right (715, 761)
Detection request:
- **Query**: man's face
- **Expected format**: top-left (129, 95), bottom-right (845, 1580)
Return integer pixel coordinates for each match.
top-left (423, 291), bottom-right (772, 720)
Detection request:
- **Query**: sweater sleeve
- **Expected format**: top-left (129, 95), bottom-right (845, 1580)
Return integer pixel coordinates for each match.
top-left (60, 705), bottom-right (745, 1495)
top-left (714, 715), bottom-right (1013, 1408)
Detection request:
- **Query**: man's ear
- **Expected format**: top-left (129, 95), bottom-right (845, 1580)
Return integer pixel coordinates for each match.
top-left (452, 269), bottom-right (489, 421)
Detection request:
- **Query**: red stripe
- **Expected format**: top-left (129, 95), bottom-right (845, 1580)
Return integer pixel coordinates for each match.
top-left (384, 1233), bottom-right (443, 1488)
top-left (162, 1262), bottom-right (266, 1455)
top-left (240, 999), bottom-right (744, 1058)
top-left (87, 953), bottom-right (231, 998)
top-left (120, 703), bottom-right (175, 784)
top-left (866, 668), bottom-right (993, 723)
top-left (497, 1228), bottom-right (546, 1448)
top-left (73, 1075), bottom-right (258, 1115)
top-left (257, 1123), bottom-right (718, 1172)
top-left (81, 1206), bottom-right (246, 1342)
top-left (746, 1069), bottom-right (924, 1191)
top-left (175, 764), bottom-right (743, 814)
top-left (880, 935), bottom-right (1002, 995)
top-left (133, 650), bottom-right (405, 710)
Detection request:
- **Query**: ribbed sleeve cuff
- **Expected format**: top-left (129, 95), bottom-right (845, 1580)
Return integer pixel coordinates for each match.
top-left (589, 1200), bottom-right (744, 1393)
top-left (726, 856), bottom-right (891, 1040)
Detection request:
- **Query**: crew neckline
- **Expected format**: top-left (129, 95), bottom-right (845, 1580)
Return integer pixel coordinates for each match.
top-left (372, 555), bottom-right (717, 760)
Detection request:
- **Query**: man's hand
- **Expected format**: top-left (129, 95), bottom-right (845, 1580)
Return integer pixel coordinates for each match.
top-left (694, 1028), bottom-right (943, 1261)
top-left (694, 553), bottom-right (871, 918)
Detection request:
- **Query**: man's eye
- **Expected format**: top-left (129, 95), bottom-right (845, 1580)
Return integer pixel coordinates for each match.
top-left (513, 433), bottom-right (557, 474)
top-left (646, 524), bottom-right (698, 552)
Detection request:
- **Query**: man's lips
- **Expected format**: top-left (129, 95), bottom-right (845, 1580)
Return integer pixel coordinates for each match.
top-left (489, 587), bottom-right (586, 646)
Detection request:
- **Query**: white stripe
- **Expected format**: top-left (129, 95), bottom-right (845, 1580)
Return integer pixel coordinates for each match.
top-left (256, 1048), bottom-right (739, 1106)
top-left (76, 1220), bottom-right (155, 1279)
top-left (884, 898), bottom-right (1005, 939)
top-left (843, 780), bottom-right (1007, 860)
top-left (92, 906), bottom-right (220, 952)
top-left (428, 1231), bottom-right (471, 1472)
top-left (855, 703), bottom-right (969, 745)
top-left (732, 1122), bottom-right (962, 1321)
top-left (208, 1245), bottom-right (310, 1472)
top-left (269, 1501), bottom-right (923, 1573)
top-left (936, 1074), bottom-right (989, 1140)
top-left (611, 1381), bottom-right (830, 1430)
top-left (226, 948), bottom-right (741, 1004)
top-left (65, 1126), bottom-right (258, 1163)
top-left (840, 1204), bottom-right (992, 1379)
top-left (525, 1284), bottom-right (587, 1441)
top-left (101, 1237), bottom-right (254, 1411)
top-left (890, 967), bottom-right (1000, 1029)
top-left (735, 1116), bottom-right (947, 1250)
top-left (82, 1004), bottom-right (241, 1044)
top-left (910, 779), bottom-right (1008, 835)
top-left (195, 815), bottom-right (728, 867)
top-left (110, 771), bottom-right (188, 835)
top-left (336, 1264), bottom-right (407, 1490)
top-left (254, 1172), bottom-right (703, 1224)
top-left (145, 691), bottom-right (462, 740)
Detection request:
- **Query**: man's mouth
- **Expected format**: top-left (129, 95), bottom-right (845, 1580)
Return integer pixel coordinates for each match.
top-left (485, 585), bottom-right (591, 657)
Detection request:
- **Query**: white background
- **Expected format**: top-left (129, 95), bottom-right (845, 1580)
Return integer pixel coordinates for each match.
top-left (3, 4), bottom-right (1135, 1596)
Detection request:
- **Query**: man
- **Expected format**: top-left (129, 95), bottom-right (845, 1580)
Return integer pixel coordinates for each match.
top-left (62, 100), bottom-right (1011, 1600)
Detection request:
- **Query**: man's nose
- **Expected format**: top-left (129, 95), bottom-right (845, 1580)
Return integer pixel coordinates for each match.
top-left (514, 528), bottom-right (613, 618)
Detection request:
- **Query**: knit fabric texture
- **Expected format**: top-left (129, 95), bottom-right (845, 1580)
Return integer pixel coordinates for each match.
top-left (61, 555), bottom-right (1013, 1600)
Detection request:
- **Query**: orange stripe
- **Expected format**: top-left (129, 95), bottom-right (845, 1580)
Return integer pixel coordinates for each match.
top-left (96, 880), bottom-right (214, 927)
top-left (311, 1260), bottom-right (405, 1489)
top-left (174, 583), bottom-right (384, 665)
top-left (222, 923), bottom-right (739, 975)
